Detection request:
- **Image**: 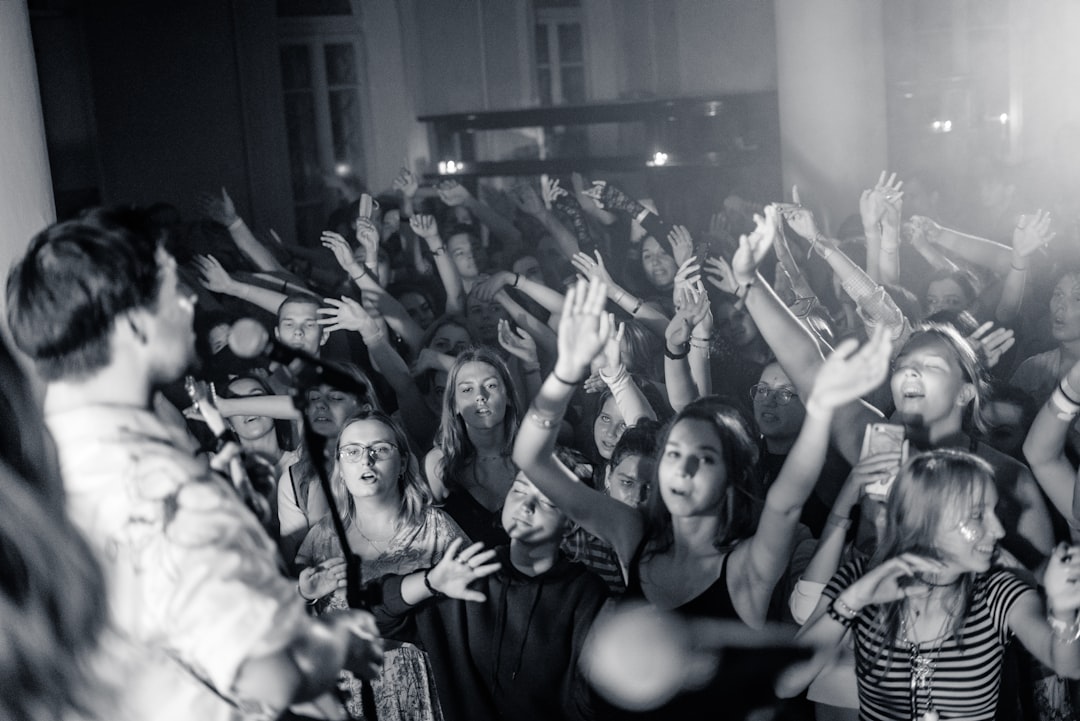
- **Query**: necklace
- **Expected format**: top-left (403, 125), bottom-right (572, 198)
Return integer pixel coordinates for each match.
top-left (900, 607), bottom-right (952, 721)
top-left (476, 452), bottom-right (507, 463)
top-left (354, 520), bottom-right (397, 551)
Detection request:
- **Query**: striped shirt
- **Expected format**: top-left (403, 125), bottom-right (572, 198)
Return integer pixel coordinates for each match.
top-left (825, 556), bottom-right (1033, 721)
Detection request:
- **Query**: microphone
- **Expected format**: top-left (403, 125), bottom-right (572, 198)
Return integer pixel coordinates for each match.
top-left (227, 317), bottom-right (368, 397)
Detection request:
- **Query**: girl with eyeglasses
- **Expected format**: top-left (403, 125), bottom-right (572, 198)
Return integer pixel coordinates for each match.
top-left (295, 409), bottom-right (467, 721)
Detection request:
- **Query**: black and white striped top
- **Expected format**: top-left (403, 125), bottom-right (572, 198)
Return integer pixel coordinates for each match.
top-left (825, 556), bottom-right (1033, 721)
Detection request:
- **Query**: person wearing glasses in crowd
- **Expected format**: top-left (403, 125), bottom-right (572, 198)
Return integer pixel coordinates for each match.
top-left (751, 362), bottom-right (852, 538)
top-left (295, 409), bottom-right (467, 721)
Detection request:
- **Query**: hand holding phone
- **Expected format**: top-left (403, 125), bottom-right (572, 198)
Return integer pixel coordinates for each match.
top-left (859, 423), bottom-right (907, 501)
top-left (358, 193), bottom-right (373, 220)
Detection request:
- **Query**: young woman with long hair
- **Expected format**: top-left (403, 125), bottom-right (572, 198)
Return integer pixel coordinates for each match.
top-left (424, 346), bottom-right (523, 547)
top-left (779, 449), bottom-right (1080, 721)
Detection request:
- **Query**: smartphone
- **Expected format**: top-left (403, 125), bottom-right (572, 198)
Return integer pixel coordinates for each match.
top-left (860, 422), bottom-right (906, 500)
top-left (358, 193), bottom-right (373, 220)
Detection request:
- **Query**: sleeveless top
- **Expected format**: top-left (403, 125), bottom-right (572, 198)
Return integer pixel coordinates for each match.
top-left (622, 536), bottom-right (739, 619)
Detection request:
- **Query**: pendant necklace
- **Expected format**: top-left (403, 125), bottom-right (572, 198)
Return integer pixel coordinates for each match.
top-left (901, 605), bottom-right (951, 721)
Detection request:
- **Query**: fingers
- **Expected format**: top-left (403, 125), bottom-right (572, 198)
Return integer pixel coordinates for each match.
top-left (791, 184), bottom-right (801, 205)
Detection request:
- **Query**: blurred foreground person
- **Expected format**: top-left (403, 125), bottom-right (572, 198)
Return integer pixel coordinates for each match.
top-left (6, 206), bottom-right (383, 721)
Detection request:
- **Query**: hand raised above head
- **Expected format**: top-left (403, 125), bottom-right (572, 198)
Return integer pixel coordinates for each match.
top-left (808, 324), bottom-right (893, 416)
top-left (730, 205), bottom-right (779, 285)
top-left (555, 277), bottom-right (611, 378)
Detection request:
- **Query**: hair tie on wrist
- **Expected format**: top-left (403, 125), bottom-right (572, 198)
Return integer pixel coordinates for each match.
top-left (664, 344), bottom-right (690, 360)
top-left (552, 368), bottom-right (587, 386)
top-left (423, 569), bottom-right (445, 599)
top-left (1060, 380), bottom-right (1080, 406)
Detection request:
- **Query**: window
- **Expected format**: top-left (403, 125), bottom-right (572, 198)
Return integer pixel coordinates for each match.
top-left (534, 1), bottom-right (586, 106)
top-left (278, 7), bottom-right (368, 246)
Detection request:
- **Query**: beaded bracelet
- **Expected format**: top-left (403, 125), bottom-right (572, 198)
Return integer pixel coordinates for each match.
top-left (826, 599), bottom-right (855, 627)
top-left (527, 411), bottom-right (558, 428)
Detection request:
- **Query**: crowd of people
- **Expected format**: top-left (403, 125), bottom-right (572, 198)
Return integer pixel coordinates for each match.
top-left (8, 156), bottom-right (1080, 721)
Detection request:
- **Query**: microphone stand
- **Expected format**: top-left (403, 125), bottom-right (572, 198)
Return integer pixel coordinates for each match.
top-left (290, 362), bottom-right (379, 721)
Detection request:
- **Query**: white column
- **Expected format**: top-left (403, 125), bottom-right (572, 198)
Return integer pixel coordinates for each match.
top-left (774, 0), bottom-right (887, 233)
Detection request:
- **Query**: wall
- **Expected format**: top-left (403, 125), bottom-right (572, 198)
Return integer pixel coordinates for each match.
top-left (0, 0), bottom-right (54, 387)
top-left (774, 0), bottom-right (887, 233)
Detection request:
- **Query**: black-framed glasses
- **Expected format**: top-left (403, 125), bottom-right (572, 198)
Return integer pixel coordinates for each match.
top-left (338, 442), bottom-right (399, 463)
top-left (749, 384), bottom-right (798, 405)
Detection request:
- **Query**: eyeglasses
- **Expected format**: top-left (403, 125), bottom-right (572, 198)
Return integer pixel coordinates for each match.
top-left (338, 442), bottom-right (399, 463)
top-left (749, 384), bottom-right (798, 405)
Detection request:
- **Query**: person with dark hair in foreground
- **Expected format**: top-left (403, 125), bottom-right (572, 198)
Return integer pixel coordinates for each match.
top-left (6, 206), bottom-right (383, 721)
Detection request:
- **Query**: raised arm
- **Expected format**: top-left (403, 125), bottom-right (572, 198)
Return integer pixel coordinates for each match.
top-left (663, 284), bottom-right (713, 413)
top-left (1023, 360), bottom-right (1080, 532)
top-left (317, 296), bottom-right (437, 448)
top-left (997, 210), bottom-right (1055, 326)
top-left (438, 180), bottom-right (523, 257)
top-left (473, 269), bottom-right (566, 319)
top-left (511, 278), bottom-right (646, 566)
top-left (924, 218), bottom-right (1014, 276)
top-left (513, 182), bottom-right (581, 260)
top-left (409, 214), bottom-right (465, 315)
top-left (571, 250), bottom-right (671, 339)
top-left (597, 319), bottom-right (656, 425)
top-left (199, 186), bottom-right (290, 274)
top-left (906, 215), bottom-right (960, 272)
top-left (195, 254), bottom-right (288, 316)
top-left (732, 327), bottom-right (893, 629)
top-left (723, 207), bottom-right (883, 464)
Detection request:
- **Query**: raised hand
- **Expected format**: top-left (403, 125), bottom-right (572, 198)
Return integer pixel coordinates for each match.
top-left (600, 318), bottom-right (626, 374)
top-left (665, 285), bottom-right (711, 351)
top-left (541, 176), bottom-right (567, 208)
top-left (862, 171), bottom-right (904, 227)
top-left (392, 166), bottom-right (419, 198)
top-left (967, 321), bottom-right (1015, 369)
top-left (409, 214), bottom-right (440, 241)
top-left (320, 230), bottom-right (362, 274)
top-left (197, 186), bottom-right (238, 226)
top-left (571, 250), bottom-right (615, 287)
top-left (410, 347), bottom-right (453, 376)
top-left (512, 183), bottom-right (545, 216)
top-left (424, 538), bottom-right (501, 602)
top-left (353, 217), bottom-right (380, 263)
top-left (667, 225), bottom-right (695, 266)
top-left (703, 255), bottom-right (738, 295)
top-left (581, 180), bottom-right (644, 216)
top-left (841, 553), bottom-right (949, 609)
top-left (195, 254), bottom-right (236, 294)
top-left (471, 271), bottom-right (515, 302)
top-left (731, 205), bottom-right (779, 286)
top-left (672, 256), bottom-right (703, 299)
top-left (298, 556), bottom-right (348, 600)
top-left (906, 215), bottom-right (942, 246)
top-left (497, 318), bottom-right (539, 365)
top-left (317, 296), bottom-right (382, 339)
top-left (555, 277), bottom-right (612, 380)
top-left (437, 180), bottom-right (472, 207)
top-left (1012, 209), bottom-right (1056, 259)
top-left (807, 324), bottom-right (893, 415)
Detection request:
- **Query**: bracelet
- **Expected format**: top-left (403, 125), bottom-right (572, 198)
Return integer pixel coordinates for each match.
top-left (512, 273), bottom-right (521, 288)
top-left (360, 329), bottom-right (385, 346)
top-left (227, 217), bottom-right (244, 231)
top-left (664, 343), bottom-right (690, 360)
top-left (213, 428), bottom-right (241, 455)
top-left (1011, 262), bottom-right (1028, 272)
top-left (527, 411), bottom-right (558, 429)
top-left (1061, 380), bottom-right (1080, 406)
top-left (1049, 388), bottom-right (1080, 421)
top-left (1048, 612), bottom-right (1080, 643)
top-left (613, 289), bottom-right (626, 305)
top-left (423, 568), bottom-right (445, 598)
top-left (552, 368), bottom-right (588, 385)
top-left (735, 278), bottom-right (755, 299)
top-left (826, 598), bottom-right (856, 627)
top-left (297, 582), bottom-right (318, 605)
top-left (429, 245), bottom-right (446, 256)
top-left (826, 512), bottom-right (852, 530)
top-left (350, 264), bottom-right (368, 281)
top-left (689, 336), bottom-right (710, 350)
top-left (628, 297), bottom-right (643, 316)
